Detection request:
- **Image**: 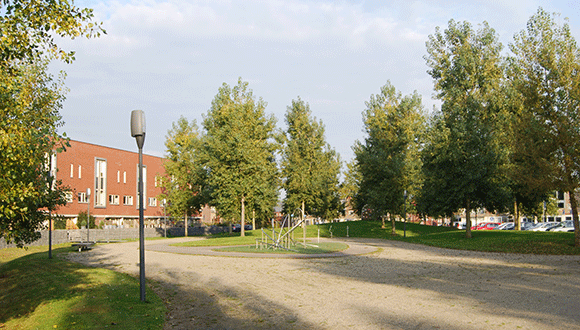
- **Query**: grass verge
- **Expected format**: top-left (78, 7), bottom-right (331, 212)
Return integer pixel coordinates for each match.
top-left (216, 241), bottom-right (348, 254)
top-left (176, 220), bottom-right (579, 255)
top-left (0, 245), bottom-right (166, 330)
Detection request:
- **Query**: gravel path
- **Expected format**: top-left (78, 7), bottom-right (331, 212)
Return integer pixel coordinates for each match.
top-left (64, 237), bottom-right (580, 330)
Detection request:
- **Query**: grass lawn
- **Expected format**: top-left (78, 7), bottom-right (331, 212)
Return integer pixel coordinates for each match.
top-left (0, 244), bottom-right (166, 330)
top-left (216, 241), bottom-right (348, 254)
top-left (175, 220), bottom-right (580, 255)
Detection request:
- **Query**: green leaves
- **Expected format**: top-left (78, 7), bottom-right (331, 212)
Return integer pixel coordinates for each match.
top-left (354, 81), bottom-right (425, 220)
top-left (1, 1), bottom-right (102, 247)
top-left (282, 98), bottom-right (341, 219)
top-left (201, 78), bottom-right (279, 225)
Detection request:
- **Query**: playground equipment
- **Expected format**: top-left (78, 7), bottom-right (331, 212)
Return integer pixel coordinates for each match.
top-left (256, 208), bottom-right (318, 251)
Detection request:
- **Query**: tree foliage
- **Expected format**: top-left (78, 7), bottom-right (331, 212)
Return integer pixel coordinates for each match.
top-left (0, 0), bottom-right (103, 246)
top-left (201, 78), bottom-right (279, 235)
top-left (159, 116), bottom-right (207, 226)
top-left (281, 98), bottom-right (341, 220)
top-left (354, 81), bottom-right (425, 232)
top-left (422, 20), bottom-right (510, 238)
top-left (509, 8), bottom-right (580, 245)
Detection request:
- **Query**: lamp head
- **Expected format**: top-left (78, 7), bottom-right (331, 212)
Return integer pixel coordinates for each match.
top-left (131, 110), bottom-right (146, 149)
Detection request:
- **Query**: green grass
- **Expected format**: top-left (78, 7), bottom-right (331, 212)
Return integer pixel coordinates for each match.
top-left (216, 241), bottom-right (349, 254)
top-left (319, 220), bottom-right (580, 255)
top-left (177, 221), bottom-right (580, 255)
top-left (0, 245), bottom-right (166, 330)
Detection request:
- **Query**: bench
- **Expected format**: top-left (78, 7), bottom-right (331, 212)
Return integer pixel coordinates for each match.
top-left (71, 242), bottom-right (95, 252)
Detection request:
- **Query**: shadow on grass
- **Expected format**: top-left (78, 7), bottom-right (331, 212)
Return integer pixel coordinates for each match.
top-left (0, 247), bottom-right (164, 329)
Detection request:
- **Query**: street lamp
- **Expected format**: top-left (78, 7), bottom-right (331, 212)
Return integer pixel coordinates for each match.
top-left (162, 199), bottom-right (167, 238)
top-left (131, 110), bottom-right (146, 302)
top-left (87, 188), bottom-right (91, 242)
top-left (403, 190), bottom-right (407, 238)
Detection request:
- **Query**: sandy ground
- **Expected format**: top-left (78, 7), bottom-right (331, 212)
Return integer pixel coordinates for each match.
top-left (64, 237), bottom-right (580, 330)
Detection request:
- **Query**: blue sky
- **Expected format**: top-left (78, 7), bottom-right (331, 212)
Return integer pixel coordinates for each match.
top-left (52, 0), bottom-right (580, 166)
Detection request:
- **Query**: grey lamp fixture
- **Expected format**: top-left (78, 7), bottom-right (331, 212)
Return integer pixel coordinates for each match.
top-left (131, 110), bottom-right (146, 302)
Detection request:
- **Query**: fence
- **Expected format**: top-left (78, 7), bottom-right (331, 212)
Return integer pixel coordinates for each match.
top-left (0, 226), bottom-right (230, 249)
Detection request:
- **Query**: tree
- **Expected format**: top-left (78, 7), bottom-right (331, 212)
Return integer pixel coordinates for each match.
top-left (281, 98), bottom-right (342, 221)
top-left (509, 8), bottom-right (580, 246)
top-left (0, 1), bottom-right (103, 247)
top-left (159, 116), bottom-right (207, 236)
top-left (339, 159), bottom-right (361, 218)
top-left (201, 78), bottom-right (279, 236)
top-left (354, 81), bottom-right (425, 234)
top-left (423, 20), bottom-right (510, 238)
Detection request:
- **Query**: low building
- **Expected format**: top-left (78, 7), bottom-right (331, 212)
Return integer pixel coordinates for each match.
top-left (53, 140), bottom-right (166, 228)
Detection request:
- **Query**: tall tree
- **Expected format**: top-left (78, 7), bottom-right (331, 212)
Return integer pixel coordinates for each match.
top-left (509, 8), bottom-right (580, 246)
top-left (423, 20), bottom-right (509, 238)
top-left (201, 78), bottom-right (279, 236)
top-left (354, 81), bottom-right (425, 234)
top-left (159, 116), bottom-right (207, 236)
top-left (281, 98), bottom-right (341, 221)
top-left (0, 1), bottom-right (103, 247)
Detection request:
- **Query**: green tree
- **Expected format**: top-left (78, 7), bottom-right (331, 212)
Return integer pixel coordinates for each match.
top-left (0, 1), bottom-right (103, 247)
top-left (339, 159), bottom-right (361, 218)
top-left (281, 98), bottom-right (342, 221)
top-left (354, 82), bottom-right (425, 234)
top-left (509, 8), bottom-right (580, 246)
top-left (159, 116), bottom-right (207, 236)
top-left (201, 78), bottom-right (279, 236)
top-left (423, 20), bottom-right (509, 238)
top-left (77, 210), bottom-right (95, 229)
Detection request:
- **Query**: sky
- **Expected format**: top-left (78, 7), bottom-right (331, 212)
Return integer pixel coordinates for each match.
top-left (51, 0), bottom-right (580, 166)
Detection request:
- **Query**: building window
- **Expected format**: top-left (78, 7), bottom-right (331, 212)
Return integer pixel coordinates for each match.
top-left (149, 197), bottom-right (157, 207)
top-left (65, 192), bottom-right (73, 203)
top-left (95, 159), bottom-right (107, 207)
top-left (136, 165), bottom-right (147, 209)
top-left (78, 165), bottom-right (82, 179)
top-left (109, 194), bottom-right (119, 205)
top-left (123, 171), bottom-right (127, 184)
top-left (78, 192), bottom-right (88, 203)
top-left (123, 195), bottom-right (133, 205)
top-left (70, 164), bottom-right (74, 178)
top-left (117, 170), bottom-right (120, 183)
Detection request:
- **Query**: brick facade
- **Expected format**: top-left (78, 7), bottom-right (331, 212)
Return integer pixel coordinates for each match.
top-left (53, 140), bottom-right (166, 228)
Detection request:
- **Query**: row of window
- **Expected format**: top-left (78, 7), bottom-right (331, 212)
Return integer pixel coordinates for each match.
top-left (68, 192), bottom-right (158, 207)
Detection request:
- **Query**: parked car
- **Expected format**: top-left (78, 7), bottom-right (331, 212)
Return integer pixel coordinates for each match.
top-left (495, 222), bottom-right (514, 230)
top-left (480, 222), bottom-right (501, 230)
top-left (551, 220), bottom-right (574, 232)
top-left (471, 223), bottom-right (489, 230)
top-left (530, 222), bottom-right (559, 232)
top-left (232, 224), bottom-right (253, 232)
top-left (520, 222), bottom-right (537, 230)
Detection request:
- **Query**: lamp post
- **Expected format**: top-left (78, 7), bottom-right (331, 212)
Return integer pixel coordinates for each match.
top-left (131, 110), bottom-right (146, 302)
top-left (403, 190), bottom-right (407, 238)
top-left (87, 188), bottom-right (91, 242)
top-left (163, 199), bottom-right (167, 238)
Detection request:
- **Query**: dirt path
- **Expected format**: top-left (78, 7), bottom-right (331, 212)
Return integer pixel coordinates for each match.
top-left (64, 237), bottom-right (580, 330)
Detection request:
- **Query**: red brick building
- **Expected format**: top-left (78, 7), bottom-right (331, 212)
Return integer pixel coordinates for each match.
top-left (53, 140), bottom-right (167, 228)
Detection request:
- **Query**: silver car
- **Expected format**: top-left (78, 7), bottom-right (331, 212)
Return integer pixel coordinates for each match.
top-left (551, 220), bottom-right (574, 232)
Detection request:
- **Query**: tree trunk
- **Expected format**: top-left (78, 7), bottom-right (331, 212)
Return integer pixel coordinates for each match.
top-left (184, 211), bottom-right (188, 237)
top-left (390, 214), bottom-right (396, 236)
top-left (465, 200), bottom-right (472, 239)
top-left (252, 210), bottom-right (256, 231)
top-left (302, 200), bottom-right (306, 246)
top-left (241, 195), bottom-right (245, 237)
top-left (568, 189), bottom-right (580, 247)
top-left (514, 199), bottom-right (521, 231)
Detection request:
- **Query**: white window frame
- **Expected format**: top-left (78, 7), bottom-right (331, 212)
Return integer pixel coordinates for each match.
top-left (78, 192), bottom-right (88, 203)
top-left (109, 194), bottom-right (120, 205)
top-left (95, 158), bottom-right (107, 208)
top-left (148, 197), bottom-right (157, 207)
top-left (123, 195), bottom-right (133, 206)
